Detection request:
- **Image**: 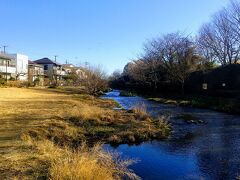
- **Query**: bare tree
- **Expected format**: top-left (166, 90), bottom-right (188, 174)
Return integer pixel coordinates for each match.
top-left (228, 0), bottom-right (240, 37)
top-left (111, 70), bottom-right (122, 79)
top-left (83, 65), bottom-right (108, 95)
top-left (123, 61), bottom-right (147, 84)
top-left (63, 71), bottom-right (81, 86)
top-left (108, 70), bottom-right (123, 88)
top-left (143, 32), bottom-right (201, 94)
top-left (198, 3), bottom-right (240, 65)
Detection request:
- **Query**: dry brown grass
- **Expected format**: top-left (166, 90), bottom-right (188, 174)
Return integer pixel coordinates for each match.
top-left (49, 143), bottom-right (138, 180)
top-left (1, 134), bottom-right (138, 180)
top-left (0, 88), bottom-right (139, 179)
top-left (5, 80), bottom-right (30, 88)
top-left (62, 102), bottom-right (112, 121)
top-left (21, 135), bottom-right (139, 180)
top-left (132, 103), bottom-right (150, 121)
top-left (0, 87), bottom-right (170, 179)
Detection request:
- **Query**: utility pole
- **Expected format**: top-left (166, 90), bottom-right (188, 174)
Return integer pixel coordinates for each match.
top-left (54, 55), bottom-right (58, 85)
top-left (54, 55), bottom-right (58, 62)
top-left (2, 45), bottom-right (7, 54)
top-left (5, 59), bottom-right (8, 82)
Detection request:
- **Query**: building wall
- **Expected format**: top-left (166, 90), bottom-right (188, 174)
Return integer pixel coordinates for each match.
top-left (44, 64), bottom-right (54, 78)
top-left (10, 54), bottom-right (28, 80)
top-left (44, 64), bottom-right (65, 79)
top-left (0, 56), bottom-right (16, 79)
top-left (0, 66), bottom-right (16, 74)
top-left (28, 64), bottom-right (44, 85)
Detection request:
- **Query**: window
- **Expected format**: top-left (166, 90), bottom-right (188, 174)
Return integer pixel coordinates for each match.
top-left (44, 65), bottom-right (48, 70)
top-left (0, 59), bottom-right (3, 65)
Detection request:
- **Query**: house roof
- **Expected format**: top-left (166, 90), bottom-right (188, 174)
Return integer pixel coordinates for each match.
top-left (34, 58), bottom-right (61, 66)
top-left (0, 53), bottom-right (13, 60)
top-left (28, 60), bottom-right (37, 64)
top-left (28, 60), bottom-right (43, 67)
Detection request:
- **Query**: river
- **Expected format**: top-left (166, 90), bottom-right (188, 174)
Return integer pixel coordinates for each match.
top-left (102, 90), bottom-right (240, 180)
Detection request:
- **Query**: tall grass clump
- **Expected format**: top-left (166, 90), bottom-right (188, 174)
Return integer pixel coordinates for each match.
top-left (62, 102), bottom-right (115, 123)
top-left (155, 117), bottom-right (172, 138)
top-left (132, 103), bottom-right (149, 120)
top-left (21, 135), bottom-right (139, 180)
top-left (49, 144), bottom-right (139, 180)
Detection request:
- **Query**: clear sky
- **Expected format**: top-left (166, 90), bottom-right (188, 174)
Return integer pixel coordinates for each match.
top-left (0, 0), bottom-right (230, 74)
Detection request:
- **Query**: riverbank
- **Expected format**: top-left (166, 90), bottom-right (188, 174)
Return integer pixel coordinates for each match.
top-left (119, 90), bottom-right (240, 114)
top-left (148, 95), bottom-right (240, 114)
top-left (0, 87), bottom-right (170, 179)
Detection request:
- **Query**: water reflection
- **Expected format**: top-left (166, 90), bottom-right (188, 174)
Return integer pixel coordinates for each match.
top-left (102, 90), bottom-right (240, 180)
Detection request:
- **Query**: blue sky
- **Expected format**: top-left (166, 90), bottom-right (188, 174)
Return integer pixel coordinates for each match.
top-left (0, 0), bottom-right (230, 74)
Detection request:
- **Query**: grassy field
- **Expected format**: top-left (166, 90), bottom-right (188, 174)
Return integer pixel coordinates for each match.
top-left (0, 88), bottom-right (170, 179)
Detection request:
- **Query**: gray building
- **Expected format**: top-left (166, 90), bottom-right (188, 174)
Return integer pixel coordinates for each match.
top-left (34, 58), bottom-right (66, 82)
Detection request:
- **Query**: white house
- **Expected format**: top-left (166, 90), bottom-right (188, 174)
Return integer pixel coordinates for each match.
top-left (10, 54), bottom-right (29, 81)
top-left (0, 53), bottom-right (29, 81)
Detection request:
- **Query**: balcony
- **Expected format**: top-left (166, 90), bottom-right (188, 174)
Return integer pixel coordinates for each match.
top-left (0, 65), bottom-right (16, 74)
top-left (29, 69), bottom-right (44, 76)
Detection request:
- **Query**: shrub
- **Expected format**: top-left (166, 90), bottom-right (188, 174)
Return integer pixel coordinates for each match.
top-left (9, 77), bottom-right (15, 81)
top-left (6, 80), bottom-right (30, 88)
top-left (33, 77), bottom-right (40, 86)
top-left (48, 82), bottom-right (57, 88)
top-left (0, 78), bottom-right (6, 86)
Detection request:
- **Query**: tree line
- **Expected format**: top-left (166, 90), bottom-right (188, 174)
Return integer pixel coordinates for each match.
top-left (110, 0), bottom-right (240, 95)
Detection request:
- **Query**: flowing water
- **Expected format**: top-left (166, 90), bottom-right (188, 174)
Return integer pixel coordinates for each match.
top-left (102, 90), bottom-right (240, 180)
